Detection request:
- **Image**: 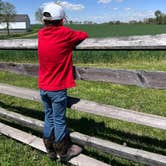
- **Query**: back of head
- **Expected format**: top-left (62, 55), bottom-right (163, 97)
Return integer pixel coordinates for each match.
top-left (42, 2), bottom-right (66, 26)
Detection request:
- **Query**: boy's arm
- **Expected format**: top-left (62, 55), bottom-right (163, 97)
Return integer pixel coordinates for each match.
top-left (69, 30), bottom-right (88, 47)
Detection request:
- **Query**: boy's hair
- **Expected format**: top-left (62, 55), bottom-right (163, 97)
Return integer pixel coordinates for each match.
top-left (43, 12), bottom-right (63, 26)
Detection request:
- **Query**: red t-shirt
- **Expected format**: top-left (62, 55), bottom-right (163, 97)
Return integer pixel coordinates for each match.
top-left (38, 25), bottom-right (88, 91)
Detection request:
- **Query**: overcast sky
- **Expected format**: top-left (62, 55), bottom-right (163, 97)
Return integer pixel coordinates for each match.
top-left (5, 0), bottom-right (166, 24)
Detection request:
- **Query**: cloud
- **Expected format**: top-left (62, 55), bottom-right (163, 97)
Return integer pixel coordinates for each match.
top-left (42, 1), bottom-right (85, 11)
top-left (74, 9), bottom-right (155, 23)
top-left (116, 0), bottom-right (124, 2)
top-left (113, 7), bottom-right (119, 10)
top-left (98, 0), bottom-right (124, 4)
top-left (57, 1), bottom-right (85, 11)
top-left (98, 0), bottom-right (112, 4)
top-left (119, 9), bottom-right (155, 22)
top-left (125, 8), bottom-right (131, 11)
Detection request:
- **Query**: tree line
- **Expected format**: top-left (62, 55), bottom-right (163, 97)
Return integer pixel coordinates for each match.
top-left (145, 10), bottom-right (166, 24)
top-left (108, 10), bottom-right (166, 25)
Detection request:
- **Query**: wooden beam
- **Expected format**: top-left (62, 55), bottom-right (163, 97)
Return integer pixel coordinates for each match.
top-left (1, 108), bottom-right (166, 166)
top-left (77, 34), bottom-right (166, 50)
top-left (75, 67), bottom-right (166, 89)
top-left (1, 34), bottom-right (166, 50)
top-left (0, 107), bottom-right (43, 131)
top-left (0, 122), bottom-right (110, 166)
top-left (72, 132), bottom-right (166, 166)
top-left (0, 83), bottom-right (166, 130)
top-left (67, 96), bottom-right (166, 130)
top-left (0, 62), bottom-right (166, 89)
top-left (0, 39), bottom-right (38, 50)
top-left (0, 62), bottom-right (38, 76)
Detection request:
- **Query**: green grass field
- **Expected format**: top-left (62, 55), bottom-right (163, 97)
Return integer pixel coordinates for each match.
top-left (0, 24), bottom-right (166, 166)
top-left (1, 23), bottom-right (166, 39)
top-left (18, 23), bottom-right (166, 38)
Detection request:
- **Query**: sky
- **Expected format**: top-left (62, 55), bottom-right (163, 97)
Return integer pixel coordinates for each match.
top-left (4, 0), bottom-right (166, 24)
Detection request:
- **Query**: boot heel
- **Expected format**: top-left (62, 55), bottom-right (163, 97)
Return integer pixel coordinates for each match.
top-left (55, 134), bottom-right (83, 162)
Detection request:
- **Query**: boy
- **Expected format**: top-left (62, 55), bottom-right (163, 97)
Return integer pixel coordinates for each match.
top-left (38, 2), bottom-right (88, 162)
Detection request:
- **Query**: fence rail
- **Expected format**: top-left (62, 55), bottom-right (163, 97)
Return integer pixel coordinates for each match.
top-left (1, 107), bottom-right (166, 166)
top-left (0, 83), bottom-right (166, 130)
top-left (1, 34), bottom-right (166, 50)
top-left (0, 62), bottom-right (166, 89)
top-left (0, 122), bottom-right (110, 166)
top-left (0, 36), bottom-right (166, 165)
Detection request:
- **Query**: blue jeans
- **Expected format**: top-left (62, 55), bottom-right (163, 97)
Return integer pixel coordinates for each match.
top-left (40, 89), bottom-right (69, 143)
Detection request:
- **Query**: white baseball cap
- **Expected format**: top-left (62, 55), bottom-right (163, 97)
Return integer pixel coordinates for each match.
top-left (42, 2), bottom-right (65, 21)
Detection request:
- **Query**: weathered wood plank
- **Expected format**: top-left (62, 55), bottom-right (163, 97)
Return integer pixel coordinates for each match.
top-left (67, 96), bottom-right (166, 130)
top-left (0, 107), bottom-right (43, 131)
top-left (0, 83), bottom-right (166, 130)
top-left (0, 122), bottom-right (110, 166)
top-left (72, 132), bottom-right (166, 166)
top-left (0, 62), bottom-right (38, 76)
top-left (1, 34), bottom-right (166, 50)
top-left (76, 67), bottom-right (166, 89)
top-left (0, 62), bottom-right (166, 89)
top-left (0, 39), bottom-right (38, 50)
top-left (1, 108), bottom-right (166, 166)
top-left (0, 83), bottom-right (40, 101)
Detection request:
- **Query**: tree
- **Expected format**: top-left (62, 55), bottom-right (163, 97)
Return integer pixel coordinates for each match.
top-left (0, 1), bottom-right (16, 35)
top-left (155, 10), bottom-right (162, 24)
top-left (35, 8), bottom-right (43, 23)
top-left (0, 0), bottom-right (3, 16)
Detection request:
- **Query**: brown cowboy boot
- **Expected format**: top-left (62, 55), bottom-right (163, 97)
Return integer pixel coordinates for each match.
top-left (54, 134), bottom-right (82, 162)
top-left (43, 133), bottom-right (57, 160)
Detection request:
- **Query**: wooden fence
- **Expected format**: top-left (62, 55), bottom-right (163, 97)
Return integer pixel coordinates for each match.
top-left (0, 34), bottom-right (166, 166)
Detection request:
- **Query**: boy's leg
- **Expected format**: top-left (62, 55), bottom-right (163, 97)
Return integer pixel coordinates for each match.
top-left (48, 89), bottom-right (82, 162)
top-left (47, 89), bottom-right (69, 142)
top-left (40, 90), bottom-right (57, 160)
top-left (40, 90), bottom-right (54, 138)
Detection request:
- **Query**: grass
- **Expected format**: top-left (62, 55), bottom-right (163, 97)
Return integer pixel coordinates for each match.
top-left (0, 135), bottom-right (65, 166)
top-left (0, 23), bottom-right (166, 165)
top-left (67, 23), bottom-right (166, 38)
top-left (1, 23), bottom-right (166, 39)
top-left (0, 50), bottom-right (166, 71)
top-left (0, 71), bottom-right (166, 166)
top-left (12, 23), bottom-right (166, 39)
